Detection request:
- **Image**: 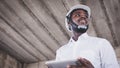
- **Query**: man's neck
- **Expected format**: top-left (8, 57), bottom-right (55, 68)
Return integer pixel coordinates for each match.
top-left (72, 32), bottom-right (83, 41)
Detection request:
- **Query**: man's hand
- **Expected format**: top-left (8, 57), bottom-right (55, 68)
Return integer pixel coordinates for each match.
top-left (66, 58), bottom-right (94, 68)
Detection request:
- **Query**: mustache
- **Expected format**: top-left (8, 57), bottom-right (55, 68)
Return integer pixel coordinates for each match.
top-left (78, 17), bottom-right (87, 21)
top-left (76, 19), bottom-right (87, 24)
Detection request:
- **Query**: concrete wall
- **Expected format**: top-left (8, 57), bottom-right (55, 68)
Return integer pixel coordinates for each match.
top-left (0, 50), bottom-right (22, 68)
top-left (24, 61), bottom-right (47, 68)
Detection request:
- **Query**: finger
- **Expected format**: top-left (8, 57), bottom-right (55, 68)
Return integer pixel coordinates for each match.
top-left (77, 58), bottom-right (85, 64)
top-left (82, 58), bottom-right (94, 66)
top-left (70, 65), bottom-right (77, 68)
top-left (76, 57), bottom-right (83, 65)
top-left (75, 61), bottom-right (82, 66)
top-left (67, 65), bottom-right (77, 68)
top-left (66, 65), bottom-right (71, 68)
top-left (78, 58), bottom-right (90, 66)
top-left (79, 58), bottom-right (94, 68)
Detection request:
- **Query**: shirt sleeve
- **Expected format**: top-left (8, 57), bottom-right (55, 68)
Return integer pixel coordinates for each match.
top-left (55, 49), bottom-right (61, 61)
top-left (100, 39), bottom-right (119, 68)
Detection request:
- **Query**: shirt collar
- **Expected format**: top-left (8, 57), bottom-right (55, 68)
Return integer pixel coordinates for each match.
top-left (69, 33), bottom-right (89, 43)
top-left (78, 32), bottom-right (89, 40)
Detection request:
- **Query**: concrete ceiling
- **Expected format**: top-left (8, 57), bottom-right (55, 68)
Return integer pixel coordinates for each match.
top-left (0, 0), bottom-right (120, 63)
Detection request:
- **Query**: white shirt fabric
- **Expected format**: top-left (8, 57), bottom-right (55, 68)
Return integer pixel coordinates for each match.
top-left (56, 33), bottom-right (119, 68)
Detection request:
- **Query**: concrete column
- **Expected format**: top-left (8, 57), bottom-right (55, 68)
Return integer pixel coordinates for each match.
top-left (0, 50), bottom-right (22, 68)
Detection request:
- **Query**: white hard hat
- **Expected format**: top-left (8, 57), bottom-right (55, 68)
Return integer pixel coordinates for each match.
top-left (65, 4), bottom-right (91, 32)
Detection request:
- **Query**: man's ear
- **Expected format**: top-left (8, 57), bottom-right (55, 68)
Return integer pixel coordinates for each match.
top-left (66, 16), bottom-right (72, 30)
top-left (68, 22), bottom-right (72, 30)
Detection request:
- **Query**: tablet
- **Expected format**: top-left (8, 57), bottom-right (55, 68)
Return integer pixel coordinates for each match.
top-left (45, 59), bottom-right (81, 68)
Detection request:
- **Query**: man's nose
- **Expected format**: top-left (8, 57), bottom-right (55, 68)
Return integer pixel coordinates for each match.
top-left (79, 19), bottom-right (86, 25)
top-left (77, 17), bottom-right (86, 24)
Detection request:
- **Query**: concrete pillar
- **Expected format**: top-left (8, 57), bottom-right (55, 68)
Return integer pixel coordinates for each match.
top-left (25, 61), bottom-right (47, 68)
top-left (0, 50), bottom-right (22, 68)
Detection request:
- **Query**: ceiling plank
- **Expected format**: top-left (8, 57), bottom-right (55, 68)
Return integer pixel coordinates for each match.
top-left (22, 0), bottom-right (69, 45)
top-left (0, 41), bottom-right (37, 63)
top-left (0, 20), bottom-right (37, 62)
top-left (0, 0), bottom-right (57, 60)
top-left (2, 0), bottom-right (60, 53)
top-left (0, 13), bottom-right (47, 61)
top-left (87, 0), bottom-right (115, 47)
top-left (102, 0), bottom-right (120, 47)
top-left (40, 0), bottom-right (71, 39)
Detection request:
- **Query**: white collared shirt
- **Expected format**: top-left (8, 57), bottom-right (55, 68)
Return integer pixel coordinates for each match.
top-left (56, 33), bottom-right (119, 68)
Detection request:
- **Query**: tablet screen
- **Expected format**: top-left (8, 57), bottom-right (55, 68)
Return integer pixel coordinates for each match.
top-left (45, 59), bottom-right (78, 68)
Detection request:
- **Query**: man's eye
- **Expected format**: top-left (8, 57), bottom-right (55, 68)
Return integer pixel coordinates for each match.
top-left (73, 14), bottom-right (80, 17)
top-left (76, 14), bottom-right (80, 17)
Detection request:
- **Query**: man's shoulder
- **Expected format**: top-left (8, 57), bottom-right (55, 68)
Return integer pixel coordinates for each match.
top-left (89, 36), bottom-right (107, 41)
top-left (57, 44), bottom-right (68, 52)
top-left (88, 36), bottom-right (110, 45)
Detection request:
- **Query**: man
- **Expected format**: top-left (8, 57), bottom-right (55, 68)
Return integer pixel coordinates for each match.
top-left (56, 4), bottom-right (119, 68)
